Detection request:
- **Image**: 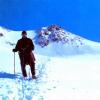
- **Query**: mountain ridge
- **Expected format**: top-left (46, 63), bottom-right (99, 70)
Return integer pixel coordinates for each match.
top-left (0, 26), bottom-right (100, 57)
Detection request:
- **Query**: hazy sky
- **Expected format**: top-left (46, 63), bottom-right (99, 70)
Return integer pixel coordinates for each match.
top-left (0, 0), bottom-right (100, 42)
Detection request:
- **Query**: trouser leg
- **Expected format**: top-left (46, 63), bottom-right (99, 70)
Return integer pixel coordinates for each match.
top-left (19, 54), bottom-right (27, 77)
top-left (21, 62), bottom-right (27, 77)
top-left (29, 62), bottom-right (35, 76)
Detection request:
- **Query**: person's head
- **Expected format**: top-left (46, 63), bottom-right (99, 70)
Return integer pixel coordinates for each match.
top-left (22, 31), bottom-right (27, 38)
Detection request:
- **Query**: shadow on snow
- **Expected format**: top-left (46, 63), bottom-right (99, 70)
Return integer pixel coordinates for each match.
top-left (0, 72), bottom-right (20, 79)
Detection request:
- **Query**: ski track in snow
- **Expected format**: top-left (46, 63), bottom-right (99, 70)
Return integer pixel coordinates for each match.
top-left (0, 58), bottom-right (48, 100)
top-left (0, 56), bottom-right (61, 100)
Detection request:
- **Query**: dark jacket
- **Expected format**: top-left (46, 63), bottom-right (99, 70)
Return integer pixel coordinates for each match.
top-left (14, 37), bottom-right (35, 65)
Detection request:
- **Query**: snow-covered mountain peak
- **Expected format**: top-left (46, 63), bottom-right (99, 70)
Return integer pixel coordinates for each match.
top-left (34, 25), bottom-right (100, 56)
top-left (0, 25), bottom-right (100, 57)
top-left (36, 25), bottom-right (84, 48)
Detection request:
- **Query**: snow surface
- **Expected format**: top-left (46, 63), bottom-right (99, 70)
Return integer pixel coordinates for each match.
top-left (0, 27), bottom-right (100, 100)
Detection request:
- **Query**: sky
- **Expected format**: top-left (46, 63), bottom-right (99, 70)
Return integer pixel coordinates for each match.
top-left (0, 0), bottom-right (100, 42)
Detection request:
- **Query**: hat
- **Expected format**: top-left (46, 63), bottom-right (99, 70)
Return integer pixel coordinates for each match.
top-left (22, 31), bottom-right (27, 35)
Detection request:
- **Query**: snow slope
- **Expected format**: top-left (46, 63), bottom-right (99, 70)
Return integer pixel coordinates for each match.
top-left (0, 26), bottom-right (100, 100)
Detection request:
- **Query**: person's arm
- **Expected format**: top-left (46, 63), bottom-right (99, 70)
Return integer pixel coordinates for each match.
top-left (26, 39), bottom-right (35, 53)
top-left (13, 40), bottom-right (19, 52)
top-left (31, 40), bottom-right (35, 50)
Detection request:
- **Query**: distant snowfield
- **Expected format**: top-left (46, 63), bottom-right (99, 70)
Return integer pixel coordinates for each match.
top-left (0, 27), bottom-right (100, 100)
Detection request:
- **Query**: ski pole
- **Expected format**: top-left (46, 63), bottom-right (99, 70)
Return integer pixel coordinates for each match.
top-left (14, 52), bottom-right (15, 75)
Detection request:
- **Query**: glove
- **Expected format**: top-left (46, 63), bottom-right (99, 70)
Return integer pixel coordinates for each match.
top-left (12, 49), bottom-right (17, 52)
